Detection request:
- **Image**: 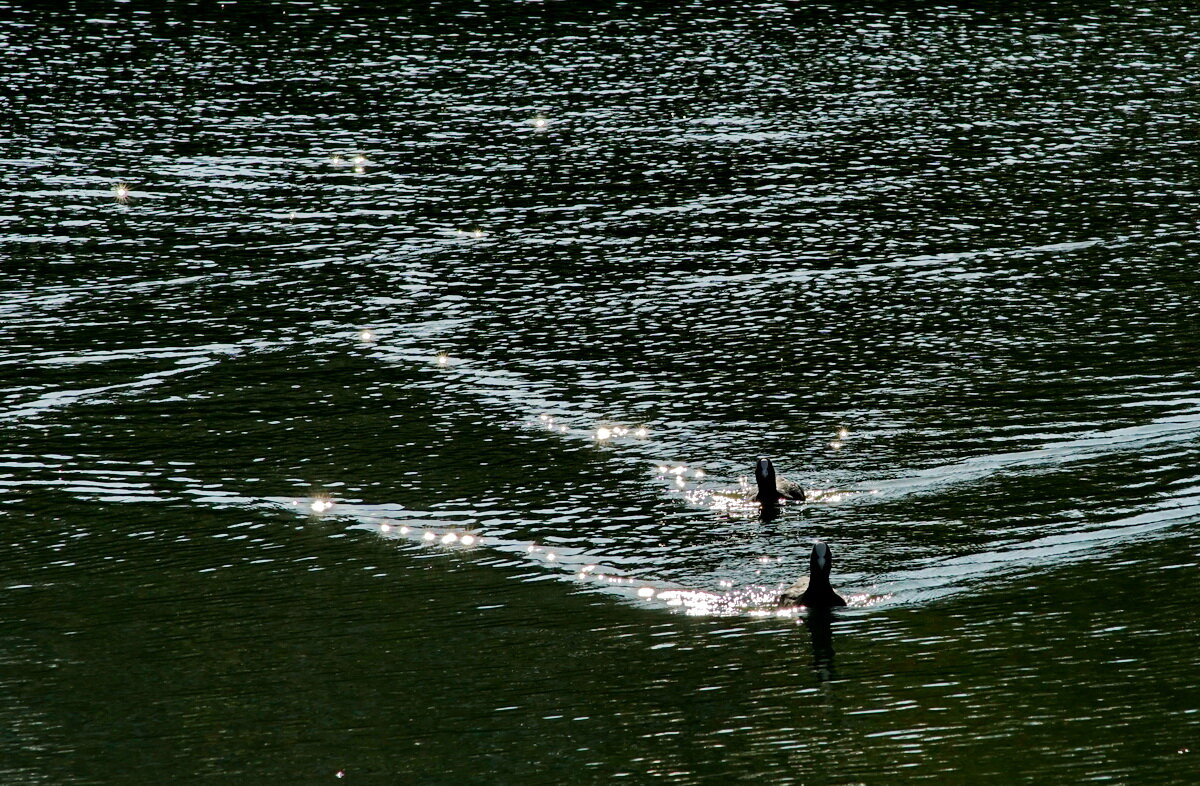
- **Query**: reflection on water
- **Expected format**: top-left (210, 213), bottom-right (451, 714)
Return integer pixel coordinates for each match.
top-left (3, 0), bottom-right (1200, 782)
top-left (806, 610), bottom-right (838, 684)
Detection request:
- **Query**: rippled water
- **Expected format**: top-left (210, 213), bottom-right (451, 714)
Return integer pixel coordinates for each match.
top-left (3, 2), bottom-right (1199, 782)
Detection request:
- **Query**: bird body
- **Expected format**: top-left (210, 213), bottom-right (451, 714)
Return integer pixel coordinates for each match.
top-left (777, 542), bottom-right (846, 608)
top-left (753, 457), bottom-right (805, 505)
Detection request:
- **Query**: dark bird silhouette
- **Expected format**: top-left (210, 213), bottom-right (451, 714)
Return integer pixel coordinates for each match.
top-left (777, 542), bottom-right (847, 608)
top-left (753, 457), bottom-right (805, 505)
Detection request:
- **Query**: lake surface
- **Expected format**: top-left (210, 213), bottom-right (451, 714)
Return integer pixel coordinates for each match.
top-left (3, 1), bottom-right (1199, 782)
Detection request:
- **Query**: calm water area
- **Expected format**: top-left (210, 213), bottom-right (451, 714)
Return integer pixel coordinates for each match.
top-left (2, 1), bottom-right (1199, 782)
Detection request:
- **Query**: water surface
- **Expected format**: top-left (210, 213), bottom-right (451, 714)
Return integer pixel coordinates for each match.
top-left (2, 1), bottom-right (1199, 782)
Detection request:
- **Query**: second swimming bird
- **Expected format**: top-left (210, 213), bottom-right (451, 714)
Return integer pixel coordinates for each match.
top-left (752, 457), bottom-right (805, 505)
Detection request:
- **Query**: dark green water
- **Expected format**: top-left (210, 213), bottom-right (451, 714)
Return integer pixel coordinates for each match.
top-left (3, 1), bottom-right (1199, 782)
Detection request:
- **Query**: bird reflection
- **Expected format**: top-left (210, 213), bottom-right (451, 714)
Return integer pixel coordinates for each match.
top-left (805, 608), bottom-right (837, 682)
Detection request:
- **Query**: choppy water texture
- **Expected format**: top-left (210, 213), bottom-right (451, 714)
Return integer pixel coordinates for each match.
top-left (3, 1), bottom-right (1199, 782)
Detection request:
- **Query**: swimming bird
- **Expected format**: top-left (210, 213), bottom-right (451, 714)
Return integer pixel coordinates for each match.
top-left (777, 542), bottom-right (847, 608)
top-left (753, 457), bottom-right (805, 505)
